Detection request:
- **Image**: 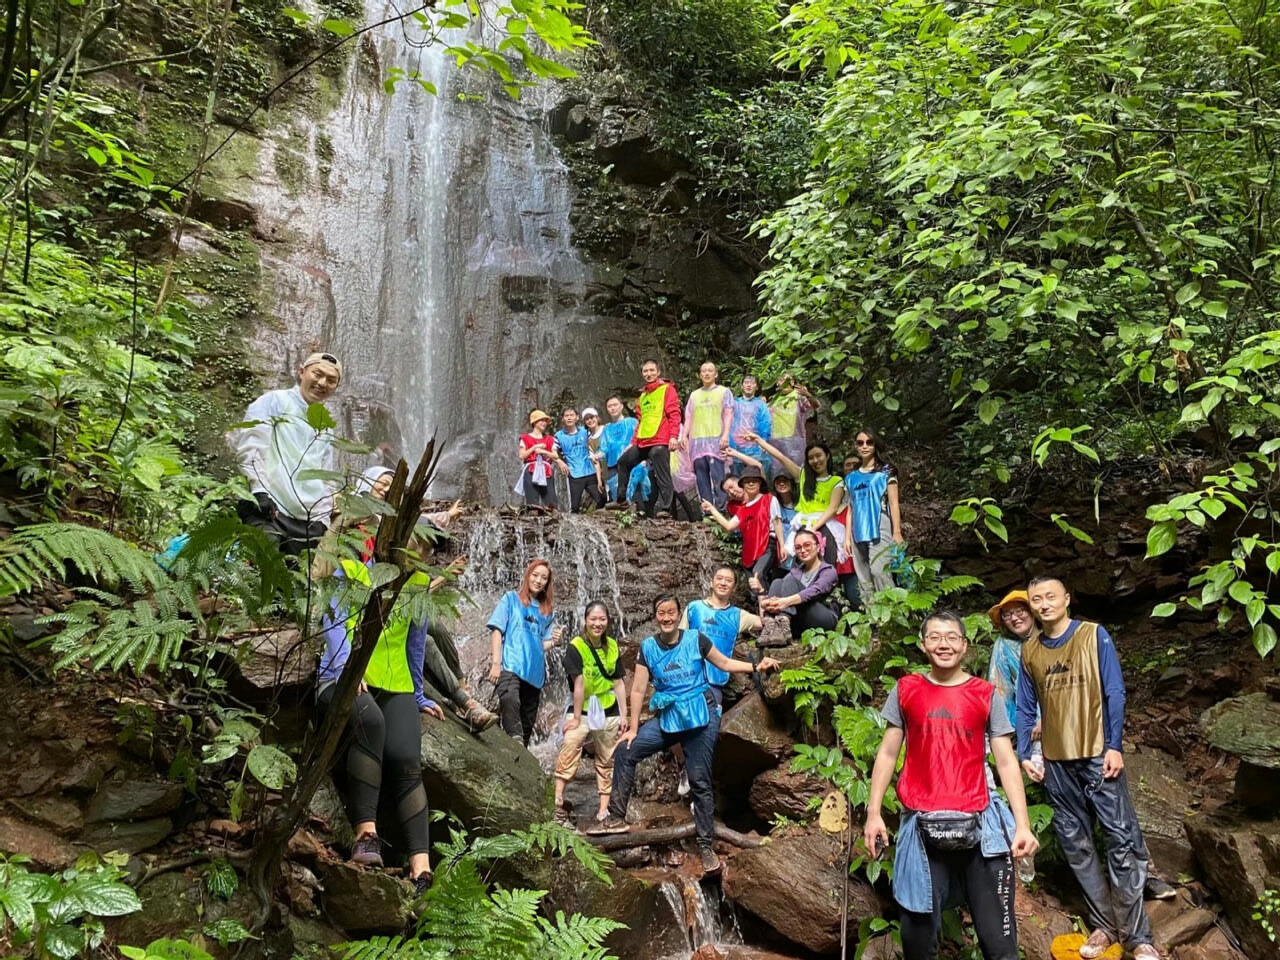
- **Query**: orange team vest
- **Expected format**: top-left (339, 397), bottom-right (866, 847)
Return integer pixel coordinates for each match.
top-left (1020, 621), bottom-right (1104, 761)
top-left (637, 383), bottom-right (672, 441)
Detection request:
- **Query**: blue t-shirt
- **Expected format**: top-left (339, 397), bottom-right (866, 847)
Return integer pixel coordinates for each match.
top-left (600, 418), bottom-right (638, 468)
top-left (486, 590), bottom-right (554, 689)
top-left (685, 600), bottom-right (742, 687)
top-left (555, 428), bottom-right (594, 479)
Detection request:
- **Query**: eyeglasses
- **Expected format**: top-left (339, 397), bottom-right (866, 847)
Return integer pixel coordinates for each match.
top-left (923, 632), bottom-right (964, 644)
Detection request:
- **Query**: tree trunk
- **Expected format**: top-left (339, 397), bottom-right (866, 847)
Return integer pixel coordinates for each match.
top-left (247, 437), bottom-right (441, 922)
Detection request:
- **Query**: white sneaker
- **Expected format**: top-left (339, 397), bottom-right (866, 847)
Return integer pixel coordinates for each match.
top-left (677, 770), bottom-right (691, 797)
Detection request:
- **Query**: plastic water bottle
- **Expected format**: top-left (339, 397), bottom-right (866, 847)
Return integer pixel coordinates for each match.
top-left (1016, 855), bottom-right (1036, 883)
top-left (1028, 741), bottom-right (1045, 778)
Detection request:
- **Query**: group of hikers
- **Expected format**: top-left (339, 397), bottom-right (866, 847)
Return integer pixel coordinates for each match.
top-left (226, 352), bottom-right (1171, 959)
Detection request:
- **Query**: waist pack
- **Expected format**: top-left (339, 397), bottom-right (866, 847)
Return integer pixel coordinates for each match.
top-left (916, 810), bottom-right (981, 851)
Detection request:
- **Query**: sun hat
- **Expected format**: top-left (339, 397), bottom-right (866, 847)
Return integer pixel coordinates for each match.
top-left (740, 465), bottom-right (765, 482)
top-left (988, 590), bottom-right (1031, 630)
top-left (529, 409), bottom-right (552, 425)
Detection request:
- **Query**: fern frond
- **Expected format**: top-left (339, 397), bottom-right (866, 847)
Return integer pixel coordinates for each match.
top-left (515, 822), bottom-right (614, 884)
top-left (0, 523), bottom-right (166, 597)
top-left (334, 935), bottom-right (431, 960)
top-left (534, 910), bottom-right (623, 960)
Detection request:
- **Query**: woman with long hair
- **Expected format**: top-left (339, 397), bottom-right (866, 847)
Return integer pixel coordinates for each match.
top-left (487, 559), bottom-right (565, 745)
top-left (842, 427), bottom-right (903, 599)
top-left (553, 601), bottom-right (628, 828)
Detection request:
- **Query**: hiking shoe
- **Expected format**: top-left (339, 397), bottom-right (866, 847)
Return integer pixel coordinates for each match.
top-left (1078, 929), bottom-right (1115, 959)
top-left (699, 846), bottom-right (722, 875)
top-left (554, 800), bottom-right (571, 827)
top-left (586, 815), bottom-right (629, 835)
top-left (1131, 945), bottom-right (1163, 960)
top-left (411, 871), bottom-right (434, 899)
top-left (677, 770), bottom-right (691, 797)
top-left (461, 699), bottom-right (497, 731)
top-left (1144, 875), bottom-right (1177, 900)
top-left (350, 833), bottom-right (384, 867)
top-left (654, 510), bottom-right (673, 519)
top-left (605, 500), bottom-right (628, 511)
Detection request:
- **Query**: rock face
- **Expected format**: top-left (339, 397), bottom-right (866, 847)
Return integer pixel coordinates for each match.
top-left (1126, 747), bottom-right (1198, 877)
top-left (1183, 809), bottom-right (1280, 960)
top-left (715, 693), bottom-right (794, 791)
top-left (1199, 692), bottom-right (1280, 810)
top-left (86, 779), bottom-right (184, 823)
top-left (0, 815), bottom-right (77, 869)
top-left (721, 830), bottom-right (880, 954)
top-left (418, 713), bottom-right (550, 836)
top-left (313, 860), bottom-right (413, 935)
top-left (748, 767), bottom-right (829, 823)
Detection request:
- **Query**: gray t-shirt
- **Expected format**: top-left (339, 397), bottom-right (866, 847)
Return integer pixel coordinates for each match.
top-left (882, 677), bottom-right (1013, 738)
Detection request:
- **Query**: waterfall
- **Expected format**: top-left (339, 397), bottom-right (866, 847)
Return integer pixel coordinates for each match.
top-left (450, 513), bottom-right (626, 763)
top-left (658, 877), bottom-right (742, 955)
top-left (242, 0), bottom-right (652, 505)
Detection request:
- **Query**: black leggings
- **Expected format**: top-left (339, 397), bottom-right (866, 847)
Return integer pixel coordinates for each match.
top-left (495, 670), bottom-right (541, 746)
top-left (318, 685), bottom-right (430, 855)
top-left (899, 846), bottom-right (1017, 960)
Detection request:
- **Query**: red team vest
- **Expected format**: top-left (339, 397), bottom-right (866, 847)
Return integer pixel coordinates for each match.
top-left (735, 493), bottom-right (774, 567)
top-left (895, 673), bottom-right (993, 813)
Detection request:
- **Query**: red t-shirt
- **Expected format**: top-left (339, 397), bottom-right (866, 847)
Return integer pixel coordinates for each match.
top-left (520, 433), bottom-right (555, 474)
top-left (735, 493), bottom-right (775, 567)
top-left (894, 674), bottom-right (992, 813)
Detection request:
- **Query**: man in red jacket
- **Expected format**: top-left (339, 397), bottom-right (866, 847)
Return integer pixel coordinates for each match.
top-left (610, 359), bottom-right (682, 518)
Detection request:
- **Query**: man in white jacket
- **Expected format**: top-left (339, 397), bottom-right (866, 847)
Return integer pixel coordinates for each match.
top-left (228, 352), bottom-right (342, 556)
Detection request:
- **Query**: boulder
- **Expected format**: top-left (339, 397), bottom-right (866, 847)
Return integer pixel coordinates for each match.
top-left (114, 870), bottom-right (258, 947)
top-left (1199, 691), bottom-right (1280, 810)
top-left (546, 858), bottom-right (688, 960)
top-left (313, 860), bottom-right (412, 935)
top-left (748, 767), bottom-right (829, 823)
top-left (9, 795), bottom-right (83, 834)
top-left (1013, 887), bottom-right (1074, 960)
top-left (418, 714), bottom-right (550, 836)
top-left (0, 815), bottom-right (77, 869)
top-left (715, 693), bottom-right (793, 790)
top-left (594, 106), bottom-right (683, 186)
top-left (225, 628), bottom-right (313, 693)
top-left (1183, 809), bottom-right (1280, 960)
top-left (1145, 896), bottom-right (1217, 949)
top-left (80, 817), bottom-right (173, 855)
top-left (86, 779), bottom-right (183, 823)
top-left (1126, 747), bottom-right (1198, 877)
top-left (721, 830), bottom-right (880, 954)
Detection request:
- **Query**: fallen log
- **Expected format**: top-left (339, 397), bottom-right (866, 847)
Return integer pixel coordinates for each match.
top-left (584, 822), bottom-right (763, 852)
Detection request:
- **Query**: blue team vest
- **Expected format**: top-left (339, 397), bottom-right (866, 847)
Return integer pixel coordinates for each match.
top-left (642, 629), bottom-right (714, 733)
top-left (685, 600), bottom-right (741, 688)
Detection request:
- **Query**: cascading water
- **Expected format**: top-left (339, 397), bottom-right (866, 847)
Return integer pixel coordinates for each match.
top-left (658, 877), bottom-right (742, 956)
top-left (242, 0), bottom-right (657, 503)
top-left (451, 513), bottom-right (627, 762)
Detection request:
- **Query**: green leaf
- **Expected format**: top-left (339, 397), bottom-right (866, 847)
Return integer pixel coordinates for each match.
top-left (42, 922), bottom-right (85, 959)
top-left (245, 744), bottom-right (297, 790)
top-left (1175, 281), bottom-right (1200, 304)
top-left (305, 402), bottom-right (337, 431)
top-left (1151, 602), bottom-right (1177, 617)
top-left (1202, 301), bottom-right (1228, 318)
top-left (86, 146), bottom-right (108, 166)
top-left (1227, 579), bottom-right (1254, 605)
top-left (1145, 522), bottom-right (1177, 558)
top-left (1252, 622), bottom-right (1277, 659)
top-left (321, 17), bottom-right (355, 36)
top-left (977, 396), bottom-right (1001, 425)
top-left (67, 876), bottom-right (143, 916)
top-left (134, 939), bottom-right (217, 960)
top-left (204, 858), bottom-right (239, 900)
top-left (1267, 551), bottom-right (1280, 575)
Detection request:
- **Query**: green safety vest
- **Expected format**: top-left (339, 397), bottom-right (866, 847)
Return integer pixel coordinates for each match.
top-left (636, 383), bottom-right (673, 441)
top-left (570, 635), bottom-right (620, 710)
top-left (796, 473), bottom-right (842, 515)
top-left (339, 558), bottom-right (430, 694)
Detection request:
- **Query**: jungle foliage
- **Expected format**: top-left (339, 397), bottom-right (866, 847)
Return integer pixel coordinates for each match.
top-left (753, 0), bottom-right (1280, 656)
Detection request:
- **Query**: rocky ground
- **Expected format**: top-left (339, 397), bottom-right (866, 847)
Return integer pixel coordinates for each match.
top-left (0, 508), bottom-right (1276, 959)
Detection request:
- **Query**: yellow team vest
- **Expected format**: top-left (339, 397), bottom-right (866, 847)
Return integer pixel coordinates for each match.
top-left (637, 383), bottom-right (672, 441)
top-left (688, 386), bottom-right (731, 440)
top-left (570, 635), bottom-right (619, 710)
top-left (771, 391), bottom-right (803, 439)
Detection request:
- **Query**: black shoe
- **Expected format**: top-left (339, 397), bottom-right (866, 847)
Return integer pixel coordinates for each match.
top-left (1145, 876), bottom-right (1177, 900)
top-left (412, 871), bottom-right (434, 898)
